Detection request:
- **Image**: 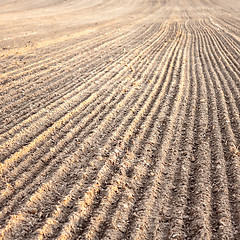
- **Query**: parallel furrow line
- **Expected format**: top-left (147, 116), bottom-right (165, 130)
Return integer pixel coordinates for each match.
top-left (199, 25), bottom-right (240, 238)
top-left (0, 21), bottom-right (178, 235)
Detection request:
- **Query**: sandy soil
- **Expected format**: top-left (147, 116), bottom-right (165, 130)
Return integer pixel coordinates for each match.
top-left (0, 0), bottom-right (240, 239)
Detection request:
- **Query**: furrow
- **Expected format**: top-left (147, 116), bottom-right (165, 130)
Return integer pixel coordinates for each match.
top-left (163, 21), bottom-right (198, 240)
top-left (79, 22), bottom-right (189, 240)
top-left (204, 18), bottom-right (240, 76)
top-left (0, 22), bottom-right (171, 176)
top-left (124, 22), bottom-right (190, 240)
top-left (0, 23), bottom-right (122, 79)
top-left (0, 22), bottom-right (166, 139)
top-left (94, 22), bottom-right (188, 240)
top-left (149, 21), bottom-right (195, 240)
top-left (1, 1), bottom-right (240, 239)
top-left (0, 19), bottom-right (178, 238)
top-left (0, 21), bottom-right (171, 200)
top-left (32, 20), bottom-right (183, 240)
top-left (0, 0), bottom-right (152, 81)
top-left (184, 21), bottom-right (234, 239)
top-left (0, 23), bottom-right (163, 162)
top-left (210, 16), bottom-right (240, 46)
top-left (198, 24), bottom-right (240, 238)
top-left (0, 23), bottom-right (125, 91)
top-left (0, 23), bottom-right (157, 135)
top-left (216, 22), bottom-right (240, 54)
top-left (0, 24), bottom-right (151, 126)
top-left (0, 22), bottom-right (144, 99)
top-left (181, 20), bottom-right (212, 240)
top-left (200, 22), bottom-right (240, 144)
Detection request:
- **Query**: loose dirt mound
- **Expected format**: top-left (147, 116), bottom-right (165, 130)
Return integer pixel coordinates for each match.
top-left (0, 0), bottom-right (240, 239)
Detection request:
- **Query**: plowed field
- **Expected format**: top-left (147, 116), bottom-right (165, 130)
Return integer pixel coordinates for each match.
top-left (0, 0), bottom-right (240, 239)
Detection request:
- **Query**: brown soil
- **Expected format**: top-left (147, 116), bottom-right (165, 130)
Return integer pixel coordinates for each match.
top-left (0, 0), bottom-right (240, 239)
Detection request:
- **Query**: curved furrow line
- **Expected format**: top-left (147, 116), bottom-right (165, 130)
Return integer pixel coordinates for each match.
top-left (27, 20), bottom-right (185, 240)
top-left (0, 24), bottom-right (148, 117)
top-left (205, 19), bottom-right (240, 72)
top-left (0, 26), bottom-right (160, 180)
top-left (0, 19), bottom-right (149, 98)
top-left (0, 20), bottom-right (174, 180)
top-left (0, 1), bottom-right (240, 239)
top-left (0, 23), bottom-right (160, 135)
top-left (0, 19), bottom-right (114, 70)
top-left (205, 31), bottom-right (240, 89)
top-left (103, 48), bottom-right (192, 240)
top-left (180, 21), bottom-right (212, 240)
top-left (103, 100), bottom-right (189, 240)
top-left (198, 25), bottom-right (240, 238)
top-left (41, 21), bottom-right (178, 237)
top-left (0, 68), bottom-right (135, 195)
top-left (0, 22), bottom-right (126, 87)
top-left (217, 11), bottom-right (240, 25)
top-left (0, 20), bottom-right (168, 135)
top-left (0, 73), bottom-right (144, 227)
top-left (0, 0), bottom-right (166, 85)
top-left (0, 24), bottom-right (161, 157)
top-left (0, 19), bottom-right (180, 236)
top-left (208, 17), bottom-right (240, 54)
top-left (221, 15), bottom-right (240, 27)
top-left (122, 22), bottom-right (190, 240)
top-left (198, 19), bottom-right (240, 93)
top-left (0, 27), bottom-right (109, 79)
top-left (0, 72), bottom-right (120, 162)
top-left (211, 17), bottom-right (239, 37)
top-left (0, 63), bottom-right (136, 160)
top-left (83, 78), bottom-right (186, 240)
top-left (0, 81), bottom-right (140, 229)
top-left (0, 73), bottom-right (145, 231)
top-left (184, 21), bottom-right (234, 239)
top-left (200, 23), bottom-right (240, 145)
top-left (197, 22), bottom-right (235, 239)
top-left (0, 33), bottom-right (161, 187)
top-left (221, 18), bottom-right (240, 36)
top-left (204, 17), bottom-right (240, 74)
top-left (0, 19), bottom-right (145, 85)
top-left (0, 21), bottom-right (173, 200)
top-left (54, 24), bottom-right (186, 240)
top-left (0, 56), bottom-right (119, 134)
top-left (147, 22), bottom-right (195, 240)
top-left (200, 18), bottom-right (240, 150)
top-left (0, 39), bottom-right (176, 240)
top-left (0, 17), bottom-right (169, 121)
top-left (0, 0), bottom-right (164, 61)
top-left (0, 48), bottom-right (137, 134)
top-left (162, 23), bottom-right (198, 240)
top-left (0, 21), bottom-right (172, 172)
top-left (203, 27), bottom-right (240, 77)
top-left (35, 53), bottom-right (176, 240)
top-left (91, 21), bottom-right (187, 239)
top-left (212, 16), bottom-right (240, 39)
top-left (73, 23), bottom-right (189, 240)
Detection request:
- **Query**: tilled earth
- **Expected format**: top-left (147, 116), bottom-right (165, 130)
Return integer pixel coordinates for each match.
top-left (0, 0), bottom-right (240, 239)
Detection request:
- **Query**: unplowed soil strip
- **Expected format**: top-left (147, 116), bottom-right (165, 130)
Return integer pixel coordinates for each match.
top-left (0, 0), bottom-right (239, 239)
